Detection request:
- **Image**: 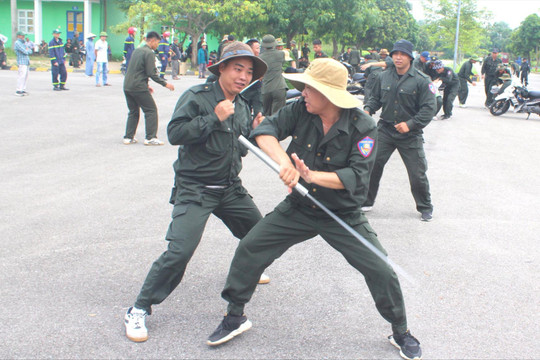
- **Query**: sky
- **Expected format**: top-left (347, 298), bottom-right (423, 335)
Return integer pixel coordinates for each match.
top-left (407, 0), bottom-right (540, 29)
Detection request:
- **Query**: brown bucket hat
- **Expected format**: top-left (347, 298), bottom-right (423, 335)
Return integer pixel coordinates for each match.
top-left (379, 48), bottom-right (389, 56)
top-left (208, 41), bottom-right (268, 82)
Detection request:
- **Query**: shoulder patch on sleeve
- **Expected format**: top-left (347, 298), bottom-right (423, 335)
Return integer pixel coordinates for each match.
top-left (357, 136), bottom-right (375, 158)
top-left (429, 83), bottom-right (437, 94)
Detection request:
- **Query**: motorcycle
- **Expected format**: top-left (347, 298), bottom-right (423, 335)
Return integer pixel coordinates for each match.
top-left (489, 80), bottom-right (540, 119)
top-left (341, 61), bottom-right (366, 95)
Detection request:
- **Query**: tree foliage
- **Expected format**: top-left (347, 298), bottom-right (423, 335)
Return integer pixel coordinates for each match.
top-left (361, 0), bottom-right (418, 50)
top-left (483, 21), bottom-right (512, 53)
top-left (422, 0), bottom-right (488, 60)
top-left (309, 0), bottom-right (379, 56)
top-left (509, 14), bottom-right (540, 60)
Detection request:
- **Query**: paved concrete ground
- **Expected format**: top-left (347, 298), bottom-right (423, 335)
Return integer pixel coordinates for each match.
top-left (1, 69), bottom-right (539, 359)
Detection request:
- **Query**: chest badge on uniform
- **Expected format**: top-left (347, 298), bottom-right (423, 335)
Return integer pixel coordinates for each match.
top-left (358, 136), bottom-right (375, 158)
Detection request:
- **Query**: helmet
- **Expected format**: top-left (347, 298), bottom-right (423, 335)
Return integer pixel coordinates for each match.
top-left (163, 31), bottom-right (171, 38)
top-left (128, 27), bottom-right (136, 35)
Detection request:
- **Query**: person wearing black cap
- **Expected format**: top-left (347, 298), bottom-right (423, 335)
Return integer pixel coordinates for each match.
top-left (430, 60), bottom-right (460, 119)
top-left (457, 55), bottom-right (479, 107)
top-left (481, 49), bottom-right (502, 107)
top-left (123, 41), bottom-right (270, 343)
top-left (363, 39), bottom-right (436, 222)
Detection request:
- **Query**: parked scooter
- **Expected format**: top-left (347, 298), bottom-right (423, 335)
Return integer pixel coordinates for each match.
top-left (489, 80), bottom-right (540, 119)
top-left (341, 61), bottom-right (366, 95)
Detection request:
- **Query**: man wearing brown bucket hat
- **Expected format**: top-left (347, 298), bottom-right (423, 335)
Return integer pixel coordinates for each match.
top-left (207, 58), bottom-right (422, 360)
top-left (363, 39), bottom-right (436, 223)
top-left (123, 41), bottom-right (270, 343)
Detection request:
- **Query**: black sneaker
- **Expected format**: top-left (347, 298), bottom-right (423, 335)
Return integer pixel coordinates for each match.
top-left (207, 314), bottom-right (252, 346)
top-left (420, 211), bottom-right (432, 222)
top-left (389, 330), bottom-right (422, 360)
top-left (53, 85), bottom-right (61, 91)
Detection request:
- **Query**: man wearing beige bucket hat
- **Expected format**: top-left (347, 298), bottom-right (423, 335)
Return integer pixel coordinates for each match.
top-left (123, 41), bottom-right (270, 343)
top-left (207, 58), bottom-right (422, 360)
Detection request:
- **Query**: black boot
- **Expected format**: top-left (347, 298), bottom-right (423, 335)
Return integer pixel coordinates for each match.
top-left (53, 85), bottom-right (61, 91)
top-left (60, 84), bottom-right (69, 91)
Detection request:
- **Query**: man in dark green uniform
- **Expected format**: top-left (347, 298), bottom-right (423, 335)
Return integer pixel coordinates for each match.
top-left (412, 51), bottom-right (430, 73)
top-left (348, 46), bottom-right (362, 73)
top-left (207, 58), bottom-right (422, 360)
top-left (122, 31), bottom-right (175, 146)
top-left (259, 34), bottom-right (287, 115)
top-left (363, 40), bottom-right (436, 222)
top-left (481, 49), bottom-right (502, 107)
top-left (431, 60), bottom-right (460, 120)
top-left (457, 55), bottom-right (479, 107)
top-left (123, 41), bottom-right (268, 343)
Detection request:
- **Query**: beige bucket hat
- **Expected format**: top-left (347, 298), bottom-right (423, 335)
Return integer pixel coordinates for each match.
top-left (208, 41), bottom-right (268, 82)
top-left (283, 58), bottom-right (361, 109)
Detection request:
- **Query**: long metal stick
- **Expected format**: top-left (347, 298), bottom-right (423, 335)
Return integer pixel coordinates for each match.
top-left (239, 135), bottom-right (416, 284)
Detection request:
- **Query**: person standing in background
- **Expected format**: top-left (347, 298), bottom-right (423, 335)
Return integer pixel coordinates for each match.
top-left (94, 32), bottom-right (110, 87)
top-left (197, 42), bottom-right (208, 79)
top-left (85, 33), bottom-right (96, 76)
top-left (14, 31), bottom-right (33, 96)
top-left (158, 32), bottom-right (171, 79)
top-left (49, 29), bottom-right (69, 91)
top-left (124, 27), bottom-right (136, 70)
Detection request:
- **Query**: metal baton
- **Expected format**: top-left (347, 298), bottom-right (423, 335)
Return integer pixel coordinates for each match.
top-left (238, 135), bottom-right (416, 285)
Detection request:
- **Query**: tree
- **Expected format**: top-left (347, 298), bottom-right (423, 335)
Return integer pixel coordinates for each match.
top-left (422, 0), bottom-right (488, 62)
top-left (509, 14), bottom-right (540, 64)
top-left (309, 0), bottom-right (379, 57)
top-left (484, 21), bottom-right (512, 53)
top-left (361, 0), bottom-right (418, 50)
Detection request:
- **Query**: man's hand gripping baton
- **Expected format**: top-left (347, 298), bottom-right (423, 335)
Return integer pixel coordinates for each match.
top-left (238, 135), bottom-right (416, 285)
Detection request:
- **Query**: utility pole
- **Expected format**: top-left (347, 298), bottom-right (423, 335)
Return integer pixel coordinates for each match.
top-left (453, 0), bottom-right (462, 70)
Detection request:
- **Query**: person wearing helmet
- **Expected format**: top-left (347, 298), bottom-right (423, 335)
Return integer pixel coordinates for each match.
top-left (158, 31), bottom-right (171, 78)
top-left (124, 27), bottom-right (136, 70)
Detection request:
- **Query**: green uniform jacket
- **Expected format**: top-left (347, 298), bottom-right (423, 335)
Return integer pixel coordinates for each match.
top-left (167, 81), bottom-right (252, 190)
top-left (412, 56), bottom-right (427, 74)
top-left (349, 49), bottom-right (361, 65)
top-left (123, 44), bottom-right (167, 91)
top-left (458, 60), bottom-right (475, 83)
top-left (364, 65), bottom-right (436, 135)
top-left (436, 67), bottom-right (460, 88)
top-left (481, 56), bottom-right (502, 78)
top-left (251, 98), bottom-right (378, 214)
top-left (259, 48), bottom-right (287, 94)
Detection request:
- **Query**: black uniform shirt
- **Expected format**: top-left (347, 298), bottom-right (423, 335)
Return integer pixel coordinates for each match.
top-left (364, 65), bottom-right (436, 134)
top-left (168, 81), bottom-right (252, 187)
top-left (251, 98), bottom-right (378, 214)
top-left (123, 44), bottom-right (167, 91)
top-left (481, 56), bottom-right (502, 78)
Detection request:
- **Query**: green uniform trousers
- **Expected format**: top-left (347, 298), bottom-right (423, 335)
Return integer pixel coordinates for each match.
top-left (135, 186), bottom-right (262, 314)
top-left (124, 90), bottom-right (158, 140)
top-left (222, 200), bottom-right (408, 335)
top-left (365, 124), bottom-right (433, 213)
top-left (442, 84), bottom-right (459, 117)
top-left (458, 78), bottom-right (469, 104)
top-left (484, 76), bottom-right (498, 106)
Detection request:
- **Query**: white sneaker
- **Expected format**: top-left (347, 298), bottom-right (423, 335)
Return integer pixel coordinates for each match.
top-left (258, 273), bottom-right (270, 284)
top-left (459, 103), bottom-right (467, 108)
top-left (124, 307), bottom-right (148, 342)
top-left (123, 138), bottom-right (138, 145)
top-left (361, 206), bottom-right (373, 212)
top-left (144, 138), bottom-right (164, 146)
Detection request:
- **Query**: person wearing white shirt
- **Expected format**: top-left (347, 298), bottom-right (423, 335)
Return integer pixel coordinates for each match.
top-left (95, 32), bottom-right (110, 86)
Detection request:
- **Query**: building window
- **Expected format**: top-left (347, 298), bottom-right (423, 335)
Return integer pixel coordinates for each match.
top-left (18, 10), bottom-right (34, 34)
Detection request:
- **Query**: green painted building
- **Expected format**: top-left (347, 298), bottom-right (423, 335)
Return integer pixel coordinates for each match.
top-left (1, 0), bottom-right (222, 59)
top-left (1, 0), bottom-right (133, 57)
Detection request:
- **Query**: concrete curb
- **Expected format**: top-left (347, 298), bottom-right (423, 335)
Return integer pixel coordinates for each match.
top-left (6, 65), bottom-right (198, 75)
